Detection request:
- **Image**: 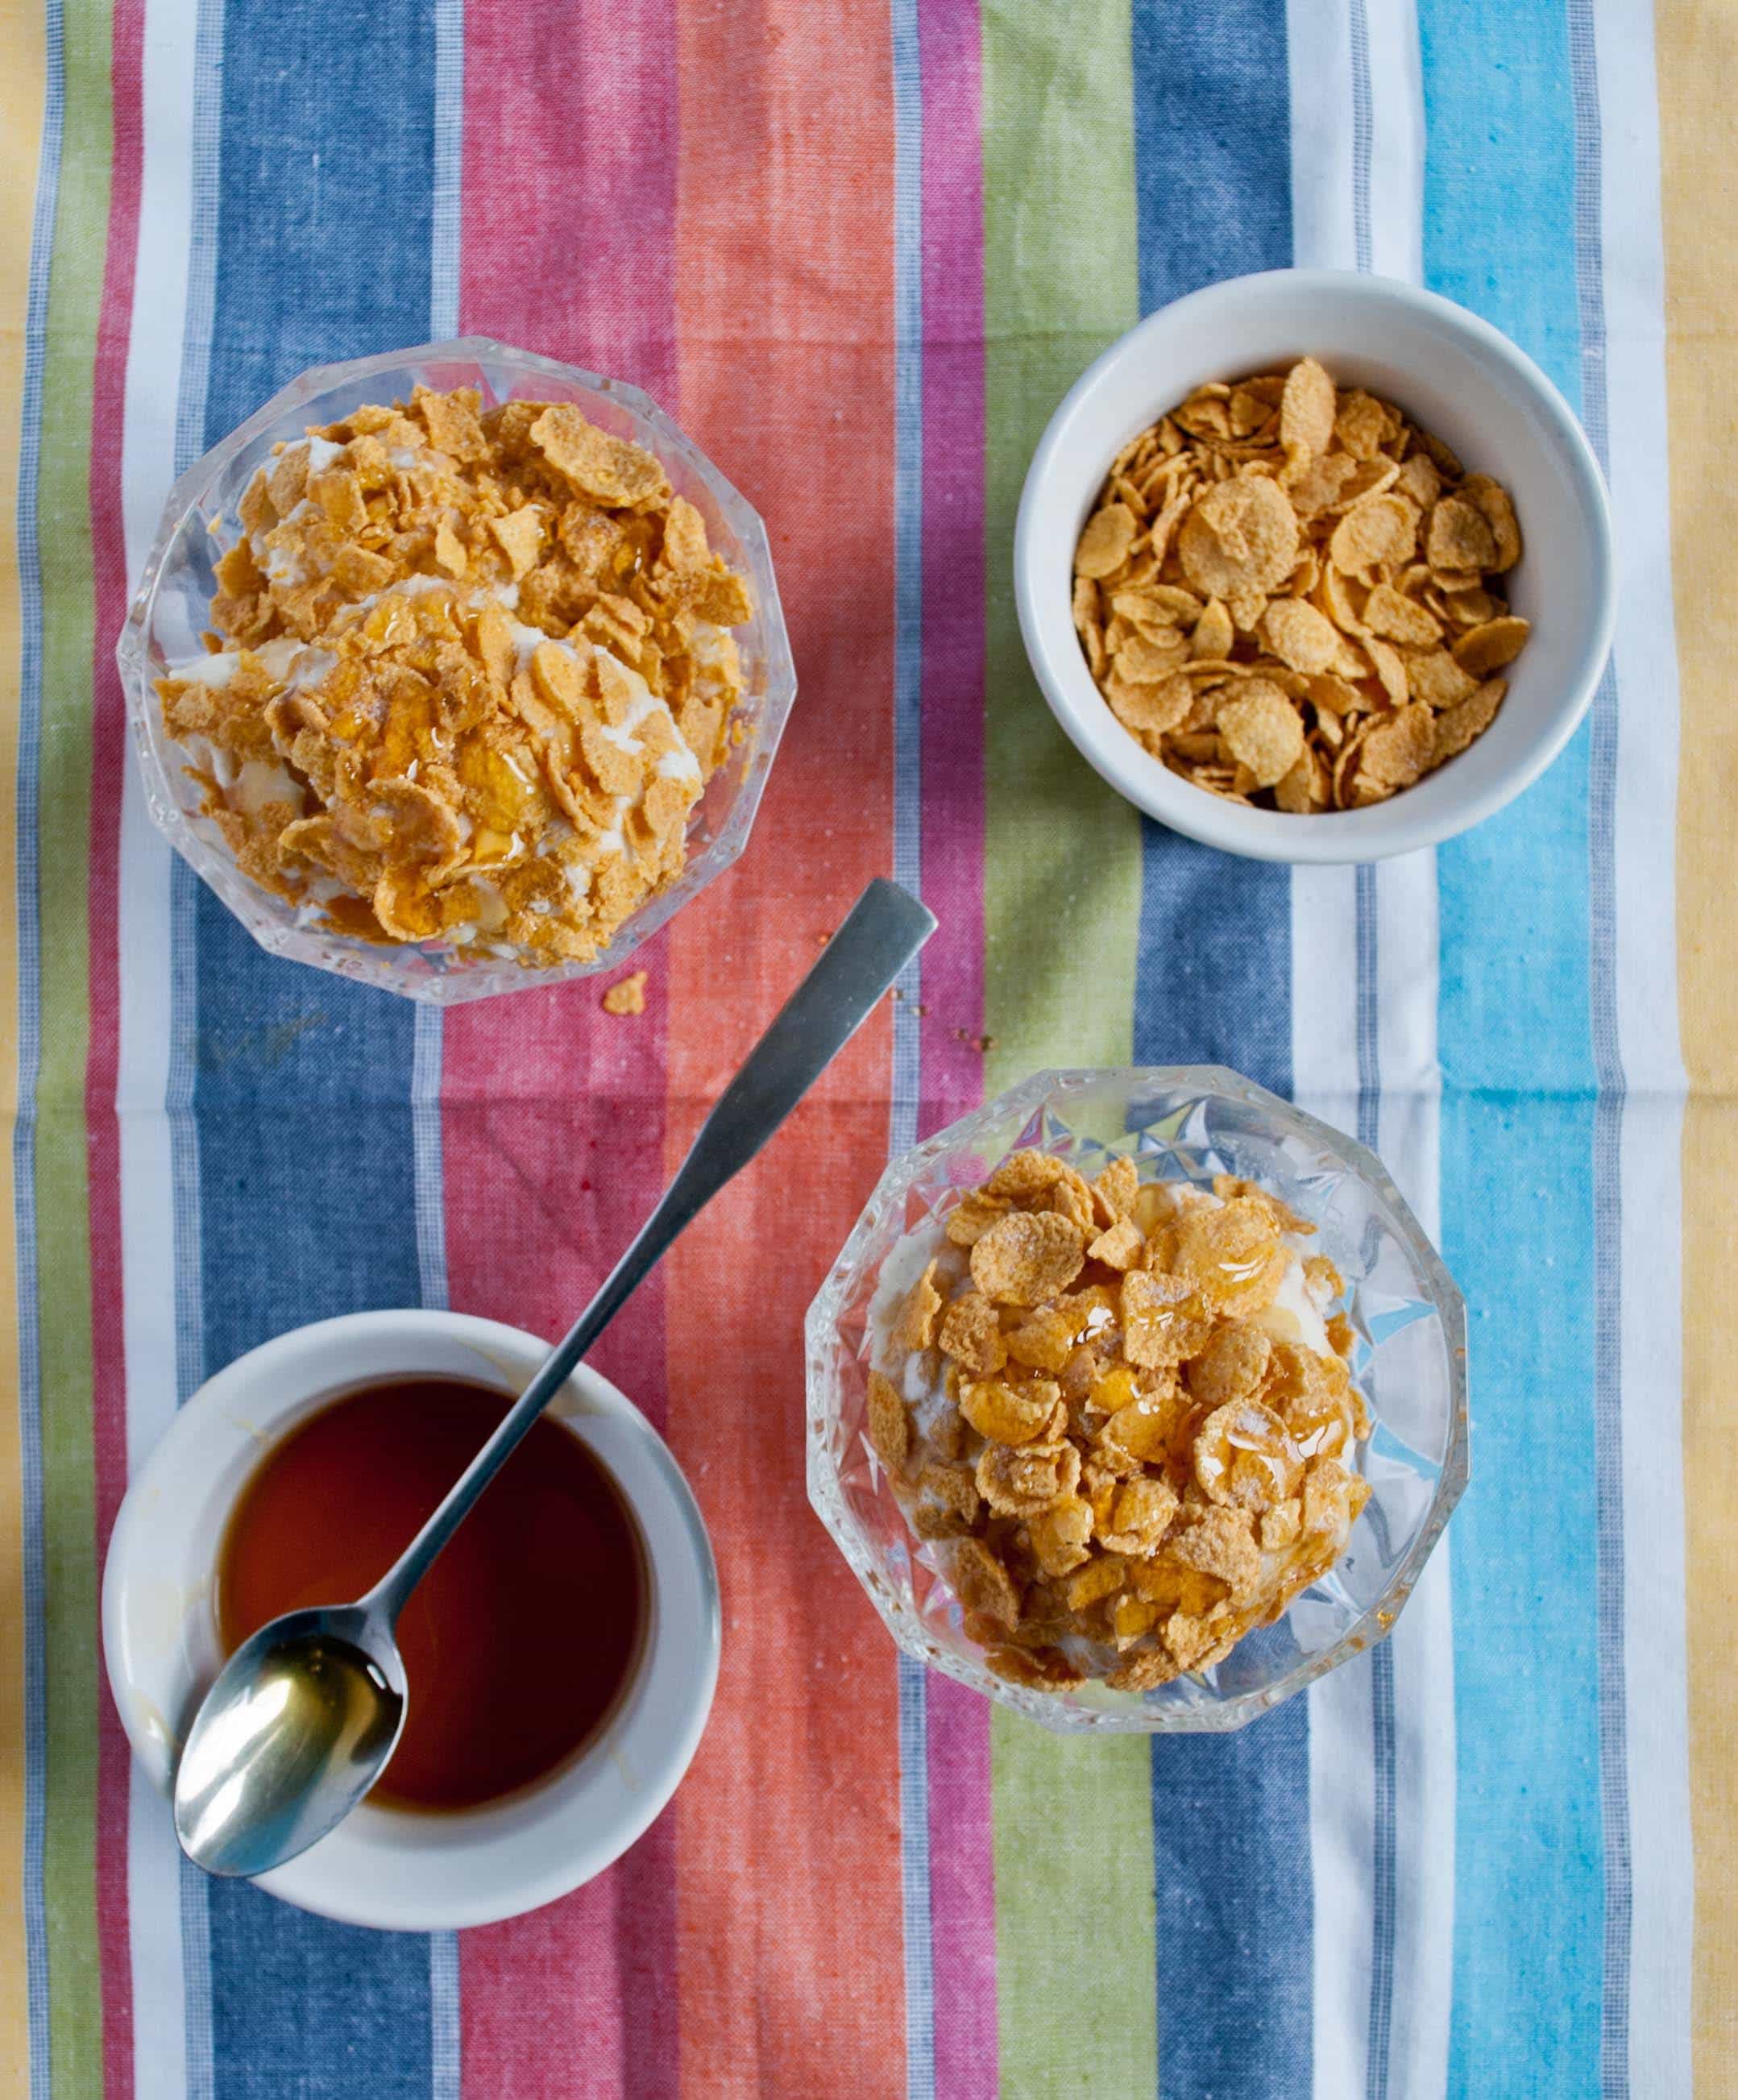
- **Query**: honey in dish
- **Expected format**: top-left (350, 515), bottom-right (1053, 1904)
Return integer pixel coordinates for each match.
top-left (216, 1377), bottom-right (646, 1812)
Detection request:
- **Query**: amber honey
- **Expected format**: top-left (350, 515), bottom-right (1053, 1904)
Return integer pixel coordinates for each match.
top-left (216, 1376), bottom-right (646, 1812)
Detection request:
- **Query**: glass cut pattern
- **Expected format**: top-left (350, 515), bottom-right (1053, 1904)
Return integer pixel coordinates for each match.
top-left (117, 338), bottom-right (798, 1004)
top-left (805, 1067), bottom-right (1468, 1733)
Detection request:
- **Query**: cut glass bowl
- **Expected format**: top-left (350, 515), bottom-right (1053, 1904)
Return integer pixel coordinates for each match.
top-left (117, 338), bottom-right (797, 1003)
top-left (805, 1066), bottom-right (1468, 1732)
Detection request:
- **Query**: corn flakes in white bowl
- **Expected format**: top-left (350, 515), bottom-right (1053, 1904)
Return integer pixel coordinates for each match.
top-left (1014, 269), bottom-right (1613, 864)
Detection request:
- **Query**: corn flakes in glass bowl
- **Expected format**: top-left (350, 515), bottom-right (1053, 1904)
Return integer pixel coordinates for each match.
top-left (805, 1066), bottom-right (1468, 1732)
top-left (118, 338), bottom-right (797, 1002)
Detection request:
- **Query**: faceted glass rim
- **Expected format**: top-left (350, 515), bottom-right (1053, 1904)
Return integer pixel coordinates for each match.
top-left (117, 338), bottom-right (798, 1005)
top-left (805, 1065), bottom-right (1470, 1733)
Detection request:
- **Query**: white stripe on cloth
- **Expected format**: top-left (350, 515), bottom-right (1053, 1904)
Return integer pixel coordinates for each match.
top-left (1372, 857), bottom-right (1454, 2100)
top-left (1363, 0), bottom-right (1424, 284)
top-left (1291, 853), bottom-right (1379, 2100)
top-left (1362, 13), bottom-right (1456, 2092)
top-left (119, 0), bottom-right (205, 2084)
top-left (1287, 21), bottom-right (1374, 2087)
top-left (1288, 8), bottom-right (1450, 2099)
top-left (1284, 0), bottom-right (1356, 276)
top-left (1587, 2), bottom-right (1692, 2089)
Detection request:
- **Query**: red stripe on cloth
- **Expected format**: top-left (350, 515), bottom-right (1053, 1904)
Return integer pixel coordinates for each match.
top-left (913, 5), bottom-right (994, 2086)
top-left (451, 3), bottom-right (681, 2094)
top-left (88, 0), bottom-right (147, 2085)
top-left (666, 2), bottom-right (903, 2090)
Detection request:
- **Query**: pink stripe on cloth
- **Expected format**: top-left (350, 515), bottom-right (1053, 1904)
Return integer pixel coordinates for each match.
top-left (457, 1820), bottom-right (679, 2100)
top-left (915, 0), bottom-right (987, 1148)
top-left (915, 5), bottom-right (997, 2092)
top-left (458, 0), bottom-right (677, 399)
top-left (89, 0), bottom-right (148, 2084)
top-left (453, 2), bottom-right (680, 2091)
top-left (927, 1676), bottom-right (998, 2100)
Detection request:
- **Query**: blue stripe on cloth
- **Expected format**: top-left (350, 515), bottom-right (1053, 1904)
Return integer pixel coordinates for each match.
top-left (1130, 0), bottom-right (1292, 321)
top-left (14, 0), bottom-right (67, 2085)
top-left (1354, 865), bottom-right (1398, 2100)
top-left (896, 1656), bottom-right (935, 2100)
top-left (889, 1), bottom-right (935, 2091)
top-left (1417, 3), bottom-right (1604, 2092)
top-left (1563, 5), bottom-right (1631, 2090)
top-left (1129, 7), bottom-right (1307, 2096)
top-left (427, 1934), bottom-right (460, 2100)
top-left (1344, 18), bottom-right (1392, 2065)
top-left (193, 0), bottom-right (438, 2088)
top-left (411, 1006), bottom-right (448, 1314)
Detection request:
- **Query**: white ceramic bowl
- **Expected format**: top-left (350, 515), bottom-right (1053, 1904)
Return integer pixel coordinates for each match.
top-left (102, 1311), bottom-right (719, 1931)
top-left (1014, 268), bottom-right (1616, 863)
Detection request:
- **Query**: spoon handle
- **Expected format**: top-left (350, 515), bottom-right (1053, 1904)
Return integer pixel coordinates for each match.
top-left (367, 878), bottom-right (936, 1624)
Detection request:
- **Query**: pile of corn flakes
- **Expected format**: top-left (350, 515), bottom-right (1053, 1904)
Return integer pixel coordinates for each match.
top-left (1072, 356), bottom-right (1529, 811)
top-left (868, 1149), bottom-right (1371, 1693)
top-left (157, 385), bottom-right (753, 965)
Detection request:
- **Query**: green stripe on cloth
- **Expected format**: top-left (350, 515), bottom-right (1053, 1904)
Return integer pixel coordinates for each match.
top-left (981, 4), bottom-right (1151, 2093)
top-left (981, 0), bottom-right (1143, 1087)
top-left (32, 0), bottom-right (107, 2085)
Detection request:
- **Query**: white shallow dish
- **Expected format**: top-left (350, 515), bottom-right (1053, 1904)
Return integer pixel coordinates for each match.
top-left (1014, 268), bottom-right (1616, 863)
top-left (102, 1310), bottom-right (720, 1931)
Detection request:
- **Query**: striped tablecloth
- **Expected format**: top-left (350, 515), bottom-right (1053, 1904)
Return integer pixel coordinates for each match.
top-left (2, 0), bottom-right (1731, 2093)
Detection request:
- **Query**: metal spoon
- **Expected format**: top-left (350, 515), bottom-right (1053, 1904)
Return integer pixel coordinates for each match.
top-left (173, 878), bottom-right (935, 1878)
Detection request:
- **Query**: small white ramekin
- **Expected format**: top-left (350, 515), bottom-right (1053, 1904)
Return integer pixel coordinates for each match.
top-left (102, 1310), bottom-right (719, 1931)
top-left (1014, 268), bottom-right (1616, 863)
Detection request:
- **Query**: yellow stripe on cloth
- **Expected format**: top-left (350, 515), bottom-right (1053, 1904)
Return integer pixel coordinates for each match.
top-left (1657, 0), bottom-right (1738, 2084)
top-left (0, 0), bottom-right (47, 2087)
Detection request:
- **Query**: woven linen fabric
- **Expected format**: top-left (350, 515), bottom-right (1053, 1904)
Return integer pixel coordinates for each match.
top-left (0, 0), bottom-right (1730, 2092)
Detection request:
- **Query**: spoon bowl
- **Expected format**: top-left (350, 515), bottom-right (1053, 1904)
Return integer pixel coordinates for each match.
top-left (174, 1606), bottom-right (404, 1876)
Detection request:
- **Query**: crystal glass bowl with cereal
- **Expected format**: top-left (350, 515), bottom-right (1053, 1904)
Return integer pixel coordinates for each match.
top-left (1014, 269), bottom-right (1614, 863)
top-left (118, 340), bottom-right (797, 1001)
top-left (806, 1068), bottom-right (1467, 1732)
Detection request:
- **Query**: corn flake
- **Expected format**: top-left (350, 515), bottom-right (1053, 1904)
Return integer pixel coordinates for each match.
top-left (938, 1292), bottom-right (1009, 1376)
top-left (976, 1438), bottom-right (1082, 1517)
top-left (865, 1370), bottom-right (910, 1469)
top-left (1075, 503), bottom-right (1139, 579)
top-left (969, 1210), bottom-right (1086, 1306)
top-left (601, 971), bottom-right (648, 1016)
top-left (1451, 615), bottom-right (1530, 676)
top-left (1262, 596), bottom-right (1341, 674)
top-left (960, 1376), bottom-right (1059, 1447)
top-left (949, 1537), bottom-right (1022, 1627)
top-left (1280, 355), bottom-right (1338, 465)
top-left (1186, 1320), bottom-right (1272, 1408)
top-left (1031, 1496), bottom-right (1096, 1578)
top-left (1178, 475), bottom-right (1300, 598)
top-left (1217, 678), bottom-right (1305, 789)
top-left (896, 1260), bottom-right (944, 1351)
